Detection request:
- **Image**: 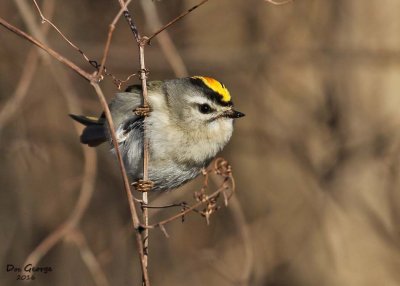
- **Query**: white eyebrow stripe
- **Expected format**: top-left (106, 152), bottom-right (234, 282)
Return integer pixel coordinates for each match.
top-left (188, 95), bottom-right (210, 102)
top-left (187, 95), bottom-right (213, 105)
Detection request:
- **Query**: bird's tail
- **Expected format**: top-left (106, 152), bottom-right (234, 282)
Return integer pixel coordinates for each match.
top-left (69, 114), bottom-right (107, 147)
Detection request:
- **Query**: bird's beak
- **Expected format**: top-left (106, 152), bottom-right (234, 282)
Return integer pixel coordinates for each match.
top-left (224, 109), bottom-right (245, 119)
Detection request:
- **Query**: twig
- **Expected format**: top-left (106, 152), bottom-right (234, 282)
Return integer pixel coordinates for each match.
top-left (97, 0), bottom-right (133, 79)
top-left (142, 159), bottom-right (235, 229)
top-left (91, 83), bottom-right (149, 285)
top-left (140, 0), bottom-right (188, 77)
top-left (146, 188), bottom-right (227, 228)
top-left (31, 0), bottom-right (132, 86)
top-left (116, 1), bottom-right (151, 280)
top-left (159, 224), bottom-right (170, 238)
top-left (32, 0), bottom-right (92, 63)
top-left (117, 0), bottom-right (211, 276)
top-left (118, 0), bottom-right (140, 41)
top-left (145, 0), bottom-right (209, 44)
top-left (138, 41), bottom-right (151, 274)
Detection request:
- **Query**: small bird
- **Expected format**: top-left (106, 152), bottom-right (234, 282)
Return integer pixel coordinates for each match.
top-left (70, 76), bottom-right (244, 192)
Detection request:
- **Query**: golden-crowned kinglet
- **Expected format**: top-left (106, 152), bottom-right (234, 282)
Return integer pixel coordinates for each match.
top-left (70, 76), bottom-right (244, 191)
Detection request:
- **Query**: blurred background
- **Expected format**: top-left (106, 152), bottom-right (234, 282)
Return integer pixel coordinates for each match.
top-left (2, 0), bottom-right (400, 285)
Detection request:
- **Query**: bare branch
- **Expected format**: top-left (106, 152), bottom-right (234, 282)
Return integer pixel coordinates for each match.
top-left (143, 158), bottom-right (235, 229)
top-left (118, 0), bottom-right (141, 41)
top-left (32, 0), bottom-right (92, 63)
top-left (115, 2), bottom-right (152, 279)
top-left (145, 0), bottom-right (209, 44)
top-left (29, 0), bottom-right (132, 86)
top-left (97, 0), bottom-right (133, 79)
top-left (140, 0), bottom-right (188, 77)
top-left (91, 83), bottom-right (150, 285)
top-left (138, 37), bottom-right (151, 283)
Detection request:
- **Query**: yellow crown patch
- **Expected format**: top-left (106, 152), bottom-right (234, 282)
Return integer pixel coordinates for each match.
top-left (192, 76), bottom-right (231, 103)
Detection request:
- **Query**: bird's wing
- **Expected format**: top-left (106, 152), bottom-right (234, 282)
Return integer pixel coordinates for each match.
top-left (109, 91), bottom-right (143, 143)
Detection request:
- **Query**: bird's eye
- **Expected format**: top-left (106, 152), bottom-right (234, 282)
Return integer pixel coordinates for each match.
top-left (198, 103), bottom-right (213, 114)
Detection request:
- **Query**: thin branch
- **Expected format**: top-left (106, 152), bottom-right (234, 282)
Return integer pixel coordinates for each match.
top-left (145, 0), bottom-right (209, 44)
top-left (147, 184), bottom-right (229, 228)
top-left (138, 42), bottom-right (150, 273)
top-left (140, 0), bottom-right (188, 77)
top-left (114, 2), bottom-right (214, 280)
top-left (116, 0), bottom-right (210, 278)
top-left (116, 1), bottom-right (151, 280)
top-left (143, 159), bottom-right (235, 229)
top-left (32, 0), bottom-right (92, 63)
top-left (91, 83), bottom-right (149, 285)
top-left (31, 0), bottom-right (134, 87)
top-left (91, 83), bottom-right (141, 228)
top-left (118, 0), bottom-right (140, 41)
top-left (97, 0), bottom-right (133, 79)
